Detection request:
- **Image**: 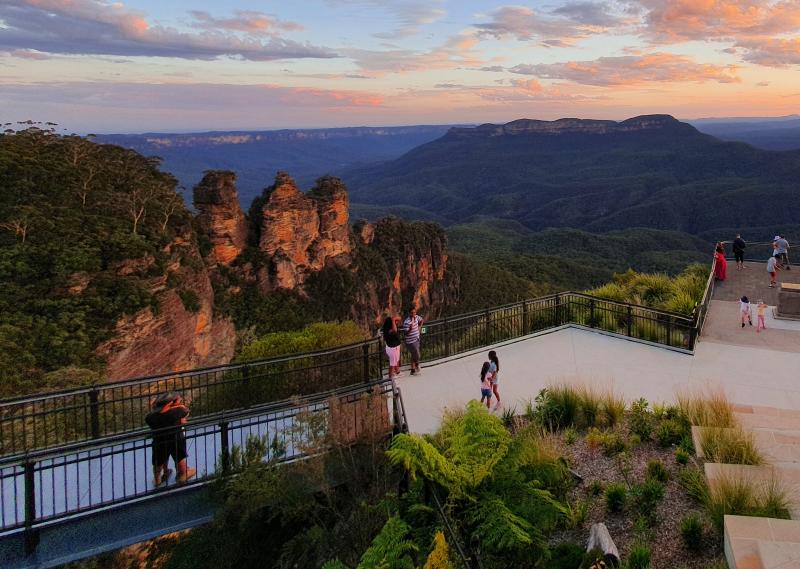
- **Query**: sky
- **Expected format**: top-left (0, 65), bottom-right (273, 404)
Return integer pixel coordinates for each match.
top-left (1, 0), bottom-right (799, 132)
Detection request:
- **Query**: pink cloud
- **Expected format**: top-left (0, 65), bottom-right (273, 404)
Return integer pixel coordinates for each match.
top-left (640, 0), bottom-right (800, 42)
top-left (737, 37), bottom-right (800, 66)
top-left (188, 10), bottom-right (303, 35)
top-left (0, 1), bottom-right (335, 60)
top-left (509, 52), bottom-right (740, 86)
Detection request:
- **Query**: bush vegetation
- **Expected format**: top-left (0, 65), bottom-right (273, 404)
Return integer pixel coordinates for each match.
top-left (0, 128), bottom-right (194, 396)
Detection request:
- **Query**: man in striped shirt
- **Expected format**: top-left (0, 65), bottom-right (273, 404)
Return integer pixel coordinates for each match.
top-left (403, 307), bottom-right (424, 375)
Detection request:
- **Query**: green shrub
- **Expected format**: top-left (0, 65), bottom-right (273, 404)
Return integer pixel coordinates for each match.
top-left (600, 431), bottom-right (627, 456)
top-left (655, 419), bottom-right (685, 447)
top-left (680, 513), bottom-right (704, 551)
top-left (534, 385), bottom-right (581, 430)
top-left (629, 398), bottom-right (654, 440)
top-left (564, 427), bottom-right (577, 445)
top-left (645, 460), bottom-right (669, 483)
top-left (675, 448), bottom-right (690, 465)
top-left (626, 541), bottom-right (651, 569)
top-left (588, 480), bottom-right (604, 496)
top-left (679, 467), bottom-right (709, 504)
top-left (238, 321), bottom-right (366, 361)
top-left (564, 498), bottom-right (589, 529)
top-left (632, 479), bottom-right (665, 517)
top-left (547, 542), bottom-right (585, 569)
top-left (605, 483), bottom-right (627, 513)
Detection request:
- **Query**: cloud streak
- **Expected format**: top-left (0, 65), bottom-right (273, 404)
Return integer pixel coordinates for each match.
top-left (0, 0), bottom-right (335, 61)
top-left (509, 53), bottom-right (740, 86)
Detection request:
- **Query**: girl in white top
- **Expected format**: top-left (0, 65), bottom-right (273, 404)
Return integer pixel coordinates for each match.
top-left (740, 296), bottom-right (752, 328)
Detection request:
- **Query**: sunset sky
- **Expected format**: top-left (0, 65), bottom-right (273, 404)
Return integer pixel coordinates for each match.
top-left (1, 0), bottom-right (799, 132)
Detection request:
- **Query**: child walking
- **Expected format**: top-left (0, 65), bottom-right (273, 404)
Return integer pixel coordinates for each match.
top-left (740, 296), bottom-right (752, 328)
top-left (488, 350), bottom-right (501, 410)
top-left (479, 361), bottom-right (493, 409)
top-left (756, 299), bottom-right (767, 333)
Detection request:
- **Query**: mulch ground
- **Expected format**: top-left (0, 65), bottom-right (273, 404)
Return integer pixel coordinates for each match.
top-left (528, 420), bottom-right (726, 568)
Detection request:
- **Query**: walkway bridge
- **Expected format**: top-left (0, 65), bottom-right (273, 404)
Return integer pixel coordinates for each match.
top-left (0, 281), bottom-right (733, 567)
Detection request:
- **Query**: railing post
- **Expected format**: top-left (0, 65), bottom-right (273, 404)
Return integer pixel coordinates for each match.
top-left (589, 298), bottom-right (596, 328)
top-left (522, 301), bottom-right (529, 336)
top-left (626, 305), bottom-right (633, 337)
top-left (555, 293), bottom-right (562, 326)
top-left (220, 421), bottom-right (230, 474)
top-left (362, 343), bottom-right (371, 384)
top-left (89, 387), bottom-right (101, 439)
top-left (484, 309), bottom-right (491, 345)
top-left (378, 338), bottom-right (386, 379)
top-left (690, 322), bottom-right (697, 350)
top-left (444, 317), bottom-right (451, 357)
top-left (241, 365), bottom-right (251, 408)
top-left (667, 317), bottom-right (673, 347)
top-left (24, 460), bottom-right (39, 556)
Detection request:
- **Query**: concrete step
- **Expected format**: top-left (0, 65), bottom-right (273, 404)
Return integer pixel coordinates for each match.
top-left (736, 411), bottom-right (800, 432)
top-left (725, 516), bottom-right (800, 569)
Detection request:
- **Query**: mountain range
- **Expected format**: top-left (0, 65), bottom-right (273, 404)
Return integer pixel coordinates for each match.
top-left (343, 115), bottom-right (800, 240)
top-left (96, 125), bottom-right (453, 205)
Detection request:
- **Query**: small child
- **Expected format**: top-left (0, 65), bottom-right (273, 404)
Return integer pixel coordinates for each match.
top-left (767, 255), bottom-right (779, 287)
top-left (739, 296), bottom-right (752, 328)
top-left (479, 361), bottom-right (493, 409)
top-left (756, 299), bottom-right (767, 333)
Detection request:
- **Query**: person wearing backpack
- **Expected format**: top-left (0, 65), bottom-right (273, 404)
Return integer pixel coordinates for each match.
top-left (145, 392), bottom-right (196, 486)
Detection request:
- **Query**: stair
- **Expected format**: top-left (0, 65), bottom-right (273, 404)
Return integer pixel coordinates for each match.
top-left (725, 515), bottom-right (800, 569)
top-left (702, 405), bottom-right (800, 568)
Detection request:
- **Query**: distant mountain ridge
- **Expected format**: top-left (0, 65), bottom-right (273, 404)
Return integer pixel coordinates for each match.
top-left (690, 116), bottom-right (800, 150)
top-left (344, 114), bottom-right (800, 237)
top-left (96, 125), bottom-right (457, 206)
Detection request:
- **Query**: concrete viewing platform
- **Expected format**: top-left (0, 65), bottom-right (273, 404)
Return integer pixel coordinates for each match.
top-left (401, 261), bottom-right (800, 434)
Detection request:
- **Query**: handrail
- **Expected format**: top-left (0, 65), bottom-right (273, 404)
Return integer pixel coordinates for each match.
top-left (0, 291), bottom-right (700, 456)
top-left (0, 379), bottom-right (401, 539)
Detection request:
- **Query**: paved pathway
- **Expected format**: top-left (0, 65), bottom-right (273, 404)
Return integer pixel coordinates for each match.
top-left (714, 260), bottom-right (800, 305)
top-left (401, 304), bottom-right (800, 434)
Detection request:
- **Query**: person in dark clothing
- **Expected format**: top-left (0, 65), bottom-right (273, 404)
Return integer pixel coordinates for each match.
top-left (145, 392), bottom-right (196, 486)
top-left (382, 316), bottom-right (402, 379)
top-left (733, 234), bottom-right (746, 270)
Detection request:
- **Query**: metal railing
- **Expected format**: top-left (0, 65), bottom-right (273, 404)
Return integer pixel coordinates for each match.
top-left (0, 379), bottom-right (401, 549)
top-left (1, 293), bottom-right (697, 457)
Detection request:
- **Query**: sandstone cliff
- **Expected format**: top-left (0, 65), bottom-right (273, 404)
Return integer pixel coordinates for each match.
top-left (95, 234), bottom-right (236, 379)
top-left (199, 172), bottom-right (450, 334)
top-left (258, 173), bottom-right (352, 291)
top-left (194, 171), bottom-right (248, 265)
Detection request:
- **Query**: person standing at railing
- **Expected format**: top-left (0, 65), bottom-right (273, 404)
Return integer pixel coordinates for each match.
top-left (733, 234), bottom-right (746, 270)
top-left (402, 307), bottom-right (424, 376)
top-left (775, 235), bottom-right (790, 270)
top-left (145, 392), bottom-right (196, 486)
top-left (382, 316), bottom-right (402, 379)
top-left (714, 243), bottom-right (727, 281)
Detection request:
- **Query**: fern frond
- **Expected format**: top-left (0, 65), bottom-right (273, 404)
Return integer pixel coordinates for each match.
top-left (468, 497), bottom-right (533, 551)
top-left (439, 400), bottom-right (511, 489)
top-left (386, 434), bottom-right (461, 490)
top-left (357, 516), bottom-right (417, 569)
top-left (322, 561), bottom-right (350, 569)
top-left (423, 531), bottom-right (454, 569)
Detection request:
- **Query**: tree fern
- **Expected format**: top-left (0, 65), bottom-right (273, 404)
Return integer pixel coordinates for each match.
top-left (357, 516), bottom-right (417, 569)
top-left (439, 401), bottom-right (511, 489)
top-left (386, 434), bottom-right (461, 491)
top-left (468, 497), bottom-right (533, 551)
top-left (322, 560), bottom-right (350, 569)
top-left (423, 531), bottom-right (453, 569)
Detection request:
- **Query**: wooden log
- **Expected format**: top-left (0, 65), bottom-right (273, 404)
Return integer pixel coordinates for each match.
top-left (586, 523), bottom-right (620, 566)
